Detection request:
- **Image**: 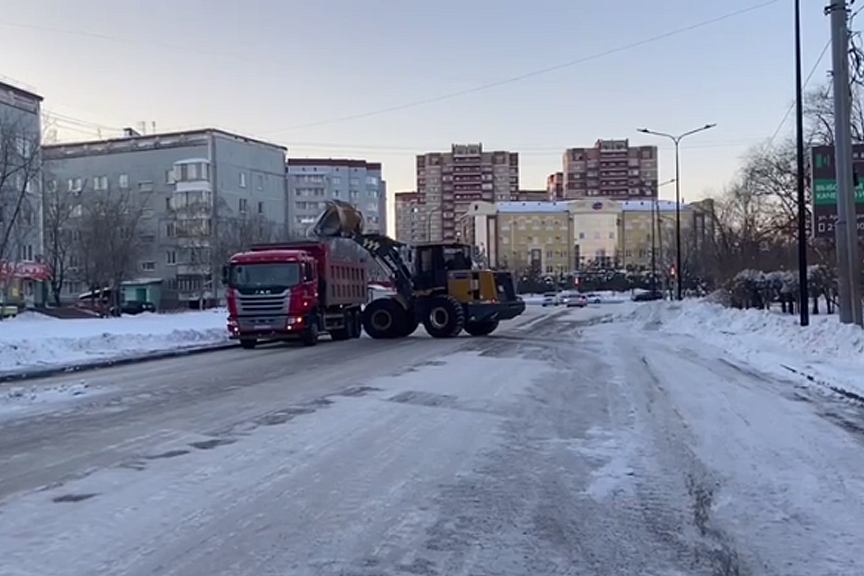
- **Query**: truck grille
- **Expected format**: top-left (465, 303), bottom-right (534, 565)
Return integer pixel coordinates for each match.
top-left (237, 294), bottom-right (287, 314)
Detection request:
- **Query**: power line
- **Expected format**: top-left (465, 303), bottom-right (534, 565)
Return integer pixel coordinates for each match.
top-left (262, 0), bottom-right (780, 134)
top-left (769, 39), bottom-right (831, 144)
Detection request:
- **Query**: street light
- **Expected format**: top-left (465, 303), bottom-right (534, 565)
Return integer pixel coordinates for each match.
top-left (637, 124), bottom-right (717, 300)
top-left (794, 0), bottom-right (809, 327)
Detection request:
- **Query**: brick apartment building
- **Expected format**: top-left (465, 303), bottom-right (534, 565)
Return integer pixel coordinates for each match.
top-left (394, 191), bottom-right (424, 243)
top-left (416, 143), bottom-right (519, 242)
top-left (562, 139), bottom-right (658, 200)
top-left (546, 172), bottom-right (564, 200)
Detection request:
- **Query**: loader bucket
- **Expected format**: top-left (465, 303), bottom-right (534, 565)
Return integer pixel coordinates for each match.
top-left (311, 199), bottom-right (365, 238)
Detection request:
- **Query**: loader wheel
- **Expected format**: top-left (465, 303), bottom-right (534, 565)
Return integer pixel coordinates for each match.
top-left (362, 299), bottom-right (404, 339)
top-left (464, 319), bottom-right (499, 336)
top-left (423, 296), bottom-right (465, 338)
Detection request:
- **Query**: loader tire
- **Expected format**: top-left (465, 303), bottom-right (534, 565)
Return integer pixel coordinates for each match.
top-left (397, 311), bottom-right (419, 338)
top-left (423, 296), bottom-right (465, 338)
top-left (362, 299), bottom-right (404, 339)
top-left (329, 311), bottom-right (352, 341)
top-left (464, 319), bottom-right (499, 336)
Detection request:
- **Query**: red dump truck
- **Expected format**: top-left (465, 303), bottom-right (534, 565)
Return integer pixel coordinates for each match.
top-left (222, 241), bottom-right (367, 348)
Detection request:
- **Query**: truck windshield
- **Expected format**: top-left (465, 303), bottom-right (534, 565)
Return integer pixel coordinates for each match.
top-left (228, 262), bottom-right (301, 289)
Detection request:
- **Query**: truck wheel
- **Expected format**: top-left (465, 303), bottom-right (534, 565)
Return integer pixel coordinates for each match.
top-left (422, 296), bottom-right (465, 338)
top-left (329, 312), bottom-right (352, 341)
top-left (351, 310), bottom-right (363, 338)
top-left (301, 315), bottom-right (319, 346)
top-left (464, 319), bottom-right (499, 336)
top-left (240, 339), bottom-right (257, 349)
top-left (361, 299), bottom-right (403, 339)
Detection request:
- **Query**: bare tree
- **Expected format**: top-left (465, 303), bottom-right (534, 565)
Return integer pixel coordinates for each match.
top-left (74, 186), bottom-right (150, 315)
top-left (42, 174), bottom-right (78, 305)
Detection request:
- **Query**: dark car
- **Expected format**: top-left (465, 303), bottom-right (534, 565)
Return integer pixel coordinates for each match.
top-left (112, 301), bottom-right (157, 315)
top-left (632, 290), bottom-right (664, 302)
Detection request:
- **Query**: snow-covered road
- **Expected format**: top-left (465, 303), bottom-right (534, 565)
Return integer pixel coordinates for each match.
top-left (0, 305), bottom-right (862, 575)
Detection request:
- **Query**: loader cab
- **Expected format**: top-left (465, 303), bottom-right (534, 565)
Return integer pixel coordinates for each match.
top-left (412, 242), bottom-right (473, 292)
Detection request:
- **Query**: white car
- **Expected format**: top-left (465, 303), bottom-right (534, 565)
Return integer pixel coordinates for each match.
top-left (583, 292), bottom-right (602, 304)
top-left (541, 292), bottom-right (562, 306)
top-left (563, 294), bottom-right (588, 308)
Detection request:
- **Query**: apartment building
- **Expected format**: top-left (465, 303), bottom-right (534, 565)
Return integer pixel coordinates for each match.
top-left (570, 198), bottom-right (622, 269)
top-left (43, 128), bottom-right (287, 306)
top-left (546, 172), bottom-right (564, 200)
top-left (461, 201), bottom-right (574, 274)
top-left (0, 81), bottom-right (48, 308)
top-left (394, 191), bottom-right (425, 243)
top-left (416, 144), bottom-right (518, 242)
top-left (562, 139), bottom-right (658, 200)
top-left (286, 159), bottom-right (386, 235)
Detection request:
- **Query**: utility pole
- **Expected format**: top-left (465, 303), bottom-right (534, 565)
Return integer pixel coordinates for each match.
top-left (828, 0), bottom-right (864, 325)
top-left (795, 0), bottom-right (810, 326)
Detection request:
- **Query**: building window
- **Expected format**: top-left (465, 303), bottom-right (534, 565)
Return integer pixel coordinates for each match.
top-left (239, 198), bottom-right (248, 213)
top-left (141, 261), bottom-right (156, 272)
top-left (578, 232), bottom-right (585, 239)
top-left (257, 174), bottom-right (264, 190)
top-left (67, 178), bottom-right (83, 193)
top-left (166, 250), bottom-right (177, 265)
top-left (257, 201), bottom-right (264, 214)
top-left (239, 172), bottom-right (247, 188)
top-left (93, 175), bottom-right (108, 191)
top-left (138, 181), bottom-right (154, 193)
top-left (18, 244), bottom-right (33, 261)
top-left (119, 174), bottom-right (129, 189)
top-left (166, 222), bottom-right (176, 237)
top-left (166, 169), bottom-right (175, 184)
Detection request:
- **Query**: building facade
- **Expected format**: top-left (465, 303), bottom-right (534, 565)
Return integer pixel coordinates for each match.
top-left (516, 189), bottom-right (548, 202)
top-left (394, 191), bottom-right (424, 243)
top-left (416, 144), bottom-right (518, 242)
top-left (286, 159), bottom-right (386, 236)
top-left (461, 201), bottom-right (574, 275)
top-left (619, 199), bottom-right (700, 271)
top-left (569, 198), bottom-right (621, 269)
top-left (562, 139), bottom-right (658, 200)
top-left (43, 128), bottom-right (287, 306)
top-left (0, 80), bottom-right (48, 309)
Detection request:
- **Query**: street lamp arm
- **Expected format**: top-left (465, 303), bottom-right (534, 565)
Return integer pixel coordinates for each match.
top-left (678, 123), bottom-right (717, 140)
top-left (637, 128), bottom-right (676, 141)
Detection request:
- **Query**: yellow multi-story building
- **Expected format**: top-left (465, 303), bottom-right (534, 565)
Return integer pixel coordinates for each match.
top-left (461, 201), bottom-right (574, 274)
top-left (619, 200), bottom-right (698, 271)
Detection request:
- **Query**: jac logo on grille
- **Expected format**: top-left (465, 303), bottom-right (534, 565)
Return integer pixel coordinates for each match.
top-left (255, 289), bottom-right (272, 295)
top-left (591, 202), bottom-right (603, 210)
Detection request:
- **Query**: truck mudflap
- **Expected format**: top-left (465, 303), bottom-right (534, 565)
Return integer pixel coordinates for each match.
top-left (465, 299), bottom-right (526, 323)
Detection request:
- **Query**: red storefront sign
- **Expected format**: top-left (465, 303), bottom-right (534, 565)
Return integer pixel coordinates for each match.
top-left (0, 261), bottom-right (51, 281)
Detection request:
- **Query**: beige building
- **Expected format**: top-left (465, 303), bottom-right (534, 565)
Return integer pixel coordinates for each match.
top-left (461, 201), bottom-right (574, 275)
top-left (394, 191), bottom-right (424, 243)
top-left (619, 199), bottom-right (698, 271)
top-left (416, 144), bottom-right (518, 242)
top-left (568, 198), bottom-right (622, 269)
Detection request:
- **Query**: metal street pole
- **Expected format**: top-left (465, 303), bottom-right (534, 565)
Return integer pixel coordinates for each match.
top-left (638, 125), bottom-right (716, 300)
top-left (795, 0), bottom-right (810, 326)
top-left (827, 0), bottom-right (864, 325)
top-left (650, 178), bottom-right (675, 294)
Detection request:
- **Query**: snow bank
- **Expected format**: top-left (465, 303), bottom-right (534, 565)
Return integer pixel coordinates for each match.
top-left (0, 310), bottom-right (230, 375)
top-left (618, 301), bottom-right (864, 397)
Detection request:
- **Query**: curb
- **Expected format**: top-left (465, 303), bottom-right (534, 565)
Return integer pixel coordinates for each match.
top-left (0, 342), bottom-right (239, 384)
top-left (780, 363), bottom-right (864, 403)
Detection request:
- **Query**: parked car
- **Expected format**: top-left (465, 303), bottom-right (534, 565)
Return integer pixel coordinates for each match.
top-left (583, 292), bottom-right (603, 304)
top-left (541, 292), bottom-right (562, 307)
top-left (111, 301), bottom-right (157, 315)
top-left (632, 290), bottom-right (664, 302)
top-left (564, 294), bottom-right (588, 308)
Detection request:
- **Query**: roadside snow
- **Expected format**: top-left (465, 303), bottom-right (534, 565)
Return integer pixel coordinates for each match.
top-left (0, 310), bottom-right (229, 375)
top-left (618, 300), bottom-right (864, 397)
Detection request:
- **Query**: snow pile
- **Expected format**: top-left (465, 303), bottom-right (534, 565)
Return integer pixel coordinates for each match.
top-left (0, 310), bottom-right (230, 374)
top-left (619, 300), bottom-right (864, 396)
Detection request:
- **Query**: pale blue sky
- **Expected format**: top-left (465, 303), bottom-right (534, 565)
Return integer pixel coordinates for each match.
top-left (1, 0), bottom-right (832, 208)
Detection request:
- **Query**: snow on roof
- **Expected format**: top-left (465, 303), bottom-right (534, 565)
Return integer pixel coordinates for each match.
top-left (494, 201), bottom-right (573, 213)
top-left (621, 199), bottom-right (691, 211)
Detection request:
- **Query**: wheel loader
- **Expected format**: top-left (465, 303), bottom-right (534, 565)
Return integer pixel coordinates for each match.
top-left (311, 200), bottom-right (526, 339)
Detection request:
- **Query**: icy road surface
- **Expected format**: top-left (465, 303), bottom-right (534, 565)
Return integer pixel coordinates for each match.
top-left (0, 305), bottom-right (862, 576)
